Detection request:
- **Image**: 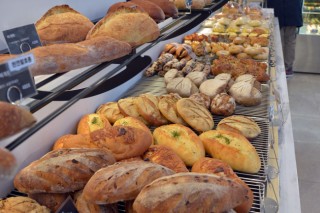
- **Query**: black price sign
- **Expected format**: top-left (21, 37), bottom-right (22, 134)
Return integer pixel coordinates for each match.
top-left (3, 24), bottom-right (42, 54)
top-left (0, 54), bottom-right (37, 103)
top-left (55, 196), bottom-right (78, 213)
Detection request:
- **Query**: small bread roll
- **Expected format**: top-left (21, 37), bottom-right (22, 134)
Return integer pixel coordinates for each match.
top-left (96, 102), bottom-right (124, 124)
top-left (244, 46), bottom-right (264, 56)
top-left (0, 197), bottom-right (50, 213)
top-left (210, 93), bottom-right (236, 116)
top-left (189, 92), bottom-right (211, 109)
top-left (118, 97), bottom-right (149, 125)
top-left (77, 113), bottom-right (111, 134)
top-left (216, 50), bottom-right (230, 57)
top-left (248, 19), bottom-right (261, 27)
top-left (233, 36), bottom-right (246, 45)
top-left (228, 45), bottom-right (244, 54)
top-left (158, 93), bottom-right (187, 125)
top-left (237, 52), bottom-right (251, 59)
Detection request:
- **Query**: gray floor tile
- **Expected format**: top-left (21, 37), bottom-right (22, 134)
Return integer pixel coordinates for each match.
top-left (295, 142), bottom-right (320, 182)
top-left (291, 114), bottom-right (320, 142)
top-left (299, 180), bottom-right (320, 213)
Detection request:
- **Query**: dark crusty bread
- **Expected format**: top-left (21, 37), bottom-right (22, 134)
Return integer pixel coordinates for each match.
top-left (28, 193), bottom-right (69, 212)
top-left (107, 2), bottom-right (146, 15)
top-left (145, 0), bottom-right (178, 18)
top-left (192, 157), bottom-right (254, 213)
top-left (131, 0), bottom-right (165, 22)
top-left (133, 172), bottom-right (248, 213)
top-left (83, 161), bottom-right (175, 204)
top-left (0, 101), bottom-right (36, 139)
top-left (0, 197), bottom-right (50, 213)
top-left (36, 5), bottom-right (94, 45)
top-left (14, 148), bottom-right (116, 194)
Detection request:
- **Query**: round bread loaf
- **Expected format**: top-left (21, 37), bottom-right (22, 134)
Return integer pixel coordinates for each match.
top-left (189, 92), bottom-right (211, 109)
top-left (210, 93), bottom-right (236, 116)
top-left (77, 113), bottom-right (111, 134)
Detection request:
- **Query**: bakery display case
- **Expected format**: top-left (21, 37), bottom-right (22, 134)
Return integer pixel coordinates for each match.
top-left (0, 1), bottom-right (300, 212)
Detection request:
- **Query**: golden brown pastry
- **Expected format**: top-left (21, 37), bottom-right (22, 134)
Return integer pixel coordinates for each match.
top-left (14, 148), bottom-right (116, 193)
top-left (210, 93), bottom-right (236, 116)
top-left (0, 101), bottom-right (36, 139)
top-left (35, 5), bottom-right (94, 45)
top-left (0, 197), bottom-right (50, 213)
top-left (118, 97), bottom-right (149, 125)
top-left (52, 134), bottom-right (97, 150)
top-left (191, 157), bottom-right (254, 213)
top-left (153, 124), bottom-right (205, 166)
top-left (229, 81), bottom-right (262, 106)
top-left (176, 98), bottom-right (214, 132)
top-left (96, 102), bottom-right (125, 124)
top-left (87, 8), bottom-right (160, 47)
top-left (28, 193), bottom-right (68, 212)
top-left (217, 115), bottom-right (261, 139)
top-left (77, 113), bottom-right (111, 135)
top-left (143, 145), bottom-right (189, 173)
top-left (133, 173), bottom-right (248, 213)
top-left (82, 161), bottom-right (175, 204)
top-left (200, 130), bottom-right (261, 173)
top-left (145, 0), bottom-right (178, 18)
top-left (189, 92), bottom-right (211, 109)
top-left (158, 93), bottom-right (187, 125)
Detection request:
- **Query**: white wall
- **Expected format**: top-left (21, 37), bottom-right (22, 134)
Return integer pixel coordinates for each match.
top-left (0, 0), bottom-right (124, 50)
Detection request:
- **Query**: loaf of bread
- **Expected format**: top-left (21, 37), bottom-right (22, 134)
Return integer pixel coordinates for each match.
top-left (153, 124), bottom-right (205, 166)
top-left (200, 130), bottom-right (261, 173)
top-left (87, 8), bottom-right (160, 47)
top-left (145, 0), bottom-right (178, 18)
top-left (77, 113), bottom-right (111, 134)
top-left (158, 93), bottom-right (187, 125)
top-left (191, 158), bottom-right (254, 213)
top-left (14, 148), bottom-right (116, 193)
top-left (131, 0), bottom-right (166, 22)
top-left (28, 193), bottom-right (68, 212)
top-left (143, 145), bottom-right (189, 172)
top-left (0, 197), bottom-right (50, 213)
top-left (0, 101), bottom-right (36, 139)
top-left (217, 115), bottom-right (261, 139)
top-left (229, 81), bottom-right (262, 106)
top-left (83, 161), bottom-right (175, 204)
top-left (132, 173), bottom-right (248, 213)
top-left (118, 97), bottom-right (149, 125)
top-left (210, 93), bottom-right (236, 116)
top-left (35, 5), bottom-right (94, 45)
top-left (0, 148), bottom-right (17, 177)
top-left (52, 134), bottom-right (97, 150)
top-left (107, 2), bottom-right (146, 14)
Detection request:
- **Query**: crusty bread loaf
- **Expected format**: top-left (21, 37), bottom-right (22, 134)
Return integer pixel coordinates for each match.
top-left (0, 101), bottom-right (36, 139)
top-left (28, 193), bottom-right (68, 212)
top-left (83, 161), bottom-right (175, 204)
top-left (35, 5), bottom-right (94, 45)
top-left (200, 130), bottom-right (261, 173)
top-left (145, 0), bottom-right (178, 18)
top-left (191, 158), bottom-right (254, 213)
top-left (132, 173), bottom-right (248, 213)
top-left (74, 190), bottom-right (119, 213)
top-left (217, 115), bottom-right (261, 139)
top-left (210, 93), bottom-right (236, 116)
top-left (0, 197), bottom-right (50, 213)
top-left (52, 134), bottom-right (97, 150)
top-left (143, 145), bottom-right (189, 173)
top-left (14, 148), bottom-right (116, 193)
top-left (87, 8), bottom-right (160, 47)
top-left (131, 0), bottom-right (166, 22)
top-left (0, 148), bottom-right (17, 177)
top-left (153, 124), bottom-right (205, 166)
top-left (107, 2), bottom-right (146, 14)
top-left (96, 102), bottom-right (125, 124)
top-left (77, 113), bottom-right (111, 135)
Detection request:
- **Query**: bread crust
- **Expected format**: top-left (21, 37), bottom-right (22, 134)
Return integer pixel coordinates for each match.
top-left (131, 0), bottom-right (165, 22)
top-left (0, 197), bottom-right (50, 213)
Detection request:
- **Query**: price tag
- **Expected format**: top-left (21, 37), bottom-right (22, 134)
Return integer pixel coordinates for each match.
top-left (3, 24), bottom-right (42, 54)
top-left (55, 196), bottom-right (78, 213)
top-left (0, 54), bottom-right (37, 103)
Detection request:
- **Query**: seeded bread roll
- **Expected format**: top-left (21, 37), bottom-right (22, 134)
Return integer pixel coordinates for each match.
top-left (0, 197), bottom-right (50, 213)
top-left (83, 161), bottom-right (175, 204)
top-left (132, 173), bottom-right (248, 213)
top-left (158, 93), bottom-right (187, 125)
top-left (14, 148), bottom-right (116, 193)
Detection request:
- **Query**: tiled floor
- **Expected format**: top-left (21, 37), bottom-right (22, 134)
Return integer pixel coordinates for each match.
top-left (287, 73), bottom-right (320, 213)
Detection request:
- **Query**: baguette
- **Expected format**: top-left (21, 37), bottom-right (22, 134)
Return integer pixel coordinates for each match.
top-left (0, 101), bottom-right (36, 139)
top-left (131, 0), bottom-right (166, 22)
top-left (14, 148), bottom-right (116, 193)
top-left (83, 161), bottom-right (175, 204)
top-left (133, 173), bottom-right (248, 213)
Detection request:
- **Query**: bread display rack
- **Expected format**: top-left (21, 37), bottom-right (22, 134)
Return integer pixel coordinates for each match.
top-left (0, 1), bottom-right (299, 212)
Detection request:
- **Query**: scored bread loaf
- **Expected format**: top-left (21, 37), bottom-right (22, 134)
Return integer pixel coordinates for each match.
top-left (158, 93), bottom-right (187, 125)
top-left (83, 161), bottom-right (175, 204)
top-left (87, 8), bottom-right (160, 47)
top-left (191, 158), bottom-right (254, 213)
top-left (0, 197), bottom-right (50, 213)
top-left (28, 193), bottom-right (69, 212)
top-left (153, 124), bottom-right (205, 166)
top-left (131, 0), bottom-right (166, 22)
top-left (0, 101), bottom-right (36, 139)
top-left (14, 148), bottom-right (116, 193)
top-left (96, 102), bottom-right (125, 124)
top-left (132, 173), bottom-right (248, 213)
top-left (35, 5), bottom-right (94, 45)
top-left (143, 145), bottom-right (189, 173)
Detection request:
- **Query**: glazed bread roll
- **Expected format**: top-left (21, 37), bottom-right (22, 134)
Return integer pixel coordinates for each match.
top-left (0, 197), bottom-right (50, 213)
top-left (87, 8), bottom-right (160, 47)
top-left (77, 113), bottom-right (111, 135)
top-left (14, 148), bottom-right (116, 193)
top-left (217, 115), bottom-right (261, 139)
top-left (131, 0), bottom-right (166, 22)
top-left (0, 101), bottom-right (36, 139)
top-left (200, 130), bottom-right (261, 173)
top-left (28, 193), bottom-right (68, 212)
top-left (82, 161), bottom-right (175, 204)
top-left (191, 158), bottom-right (254, 213)
top-left (133, 173), bottom-right (248, 213)
top-left (153, 124), bottom-right (205, 166)
top-left (143, 145), bottom-right (189, 173)
top-left (145, 0), bottom-right (178, 18)
top-left (96, 102), bottom-right (125, 124)
top-left (35, 5), bottom-right (94, 45)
